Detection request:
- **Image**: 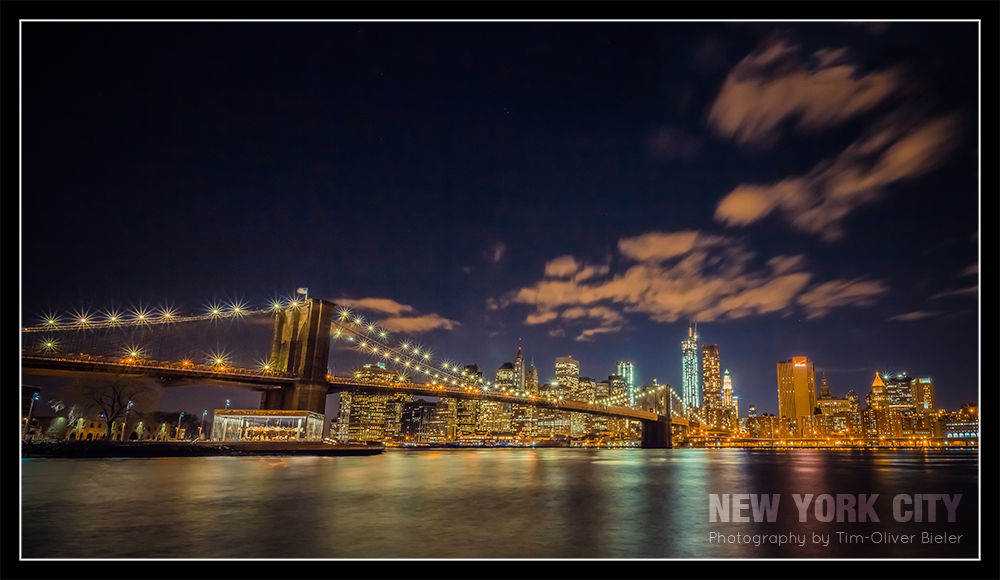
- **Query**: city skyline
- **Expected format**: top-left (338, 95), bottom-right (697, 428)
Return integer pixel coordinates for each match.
top-left (20, 21), bottom-right (980, 418)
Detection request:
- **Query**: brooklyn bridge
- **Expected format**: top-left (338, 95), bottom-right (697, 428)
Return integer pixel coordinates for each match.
top-left (22, 297), bottom-right (689, 448)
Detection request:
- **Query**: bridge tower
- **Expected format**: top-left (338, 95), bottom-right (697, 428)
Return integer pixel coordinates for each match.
top-left (635, 386), bottom-right (671, 448)
top-left (260, 298), bottom-right (336, 415)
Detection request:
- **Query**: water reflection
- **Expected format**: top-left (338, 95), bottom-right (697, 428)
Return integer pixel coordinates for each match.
top-left (21, 449), bottom-right (977, 559)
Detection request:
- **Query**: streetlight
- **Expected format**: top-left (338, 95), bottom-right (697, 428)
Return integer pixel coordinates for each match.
top-left (22, 393), bottom-right (40, 440)
top-left (201, 410), bottom-right (208, 440)
top-left (176, 412), bottom-right (184, 440)
top-left (226, 399), bottom-right (230, 409)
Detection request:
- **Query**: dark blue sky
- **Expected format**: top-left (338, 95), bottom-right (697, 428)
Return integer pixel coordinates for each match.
top-left (20, 21), bottom-right (980, 416)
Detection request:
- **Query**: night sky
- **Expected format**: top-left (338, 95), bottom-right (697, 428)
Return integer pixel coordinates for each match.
top-left (20, 21), bottom-right (980, 417)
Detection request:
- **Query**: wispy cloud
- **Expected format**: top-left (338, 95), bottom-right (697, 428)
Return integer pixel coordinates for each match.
top-left (796, 278), bottom-right (889, 319)
top-left (544, 255), bottom-right (609, 282)
top-left (888, 311), bottom-right (941, 322)
top-left (500, 230), bottom-right (888, 337)
top-left (714, 113), bottom-right (960, 241)
top-left (378, 313), bottom-right (459, 333)
top-left (708, 39), bottom-right (899, 146)
top-left (487, 242), bottom-right (506, 264)
top-left (710, 38), bottom-right (961, 241)
top-left (930, 286), bottom-right (978, 300)
top-left (336, 297), bottom-right (415, 316)
top-left (336, 297), bottom-right (459, 334)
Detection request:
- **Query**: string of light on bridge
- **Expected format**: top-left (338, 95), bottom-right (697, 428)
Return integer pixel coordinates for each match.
top-left (331, 306), bottom-right (486, 390)
top-left (592, 384), bottom-right (687, 416)
top-left (21, 296), bottom-right (312, 372)
top-left (21, 300), bottom-right (281, 333)
top-left (328, 307), bottom-right (593, 404)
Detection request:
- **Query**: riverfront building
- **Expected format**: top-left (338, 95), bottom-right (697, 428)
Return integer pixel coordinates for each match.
top-left (211, 409), bottom-right (324, 442)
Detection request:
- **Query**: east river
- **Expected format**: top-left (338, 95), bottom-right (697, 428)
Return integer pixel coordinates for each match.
top-left (20, 448), bottom-right (978, 559)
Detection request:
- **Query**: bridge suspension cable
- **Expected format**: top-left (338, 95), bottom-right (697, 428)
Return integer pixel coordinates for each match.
top-left (330, 307), bottom-right (480, 389)
top-left (20, 298), bottom-right (288, 373)
top-left (21, 303), bottom-right (273, 333)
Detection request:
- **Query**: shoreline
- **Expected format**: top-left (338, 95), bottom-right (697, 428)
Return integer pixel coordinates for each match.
top-left (20, 440), bottom-right (384, 458)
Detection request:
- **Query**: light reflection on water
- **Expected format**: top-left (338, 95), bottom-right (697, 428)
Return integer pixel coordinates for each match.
top-left (21, 449), bottom-right (977, 559)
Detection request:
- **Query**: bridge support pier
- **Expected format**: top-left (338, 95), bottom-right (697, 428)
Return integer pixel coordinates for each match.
top-left (260, 381), bottom-right (328, 415)
top-left (640, 418), bottom-right (672, 449)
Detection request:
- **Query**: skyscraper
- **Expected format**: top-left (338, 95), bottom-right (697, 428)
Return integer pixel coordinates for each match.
top-left (815, 375), bottom-right (853, 436)
top-left (777, 357), bottom-right (817, 437)
top-left (510, 352), bottom-right (532, 439)
top-left (912, 377), bottom-right (937, 415)
top-left (555, 356), bottom-right (580, 398)
top-left (681, 325), bottom-right (700, 413)
top-left (486, 363), bottom-right (515, 433)
top-left (722, 369), bottom-right (737, 431)
top-left (865, 372), bottom-right (890, 437)
top-left (606, 374), bottom-right (628, 435)
top-left (457, 365), bottom-right (483, 438)
top-left (495, 363), bottom-right (515, 392)
top-left (513, 348), bottom-right (525, 394)
top-left (702, 344), bottom-right (722, 427)
top-left (617, 361), bottom-right (635, 406)
top-left (525, 361), bottom-right (539, 395)
top-left (883, 373), bottom-right (915, 413)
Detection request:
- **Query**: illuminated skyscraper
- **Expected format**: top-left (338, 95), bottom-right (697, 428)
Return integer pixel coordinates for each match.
top-left (345, 363), bottom-right (398, 442)
top-left (555, 356), bottom-right (580, 397)
top-left (883, 373), bottom-right (915, 413)
top-left (606, 374), bottom-right (628, 435)
top-left (777, 357), bottom-right (817, 437)
top-left (456, 365), bottom-right (483, 438)
top-left (541, 357), bottom-right (578, 437)
top-left (495, 363), bottom-right (515, 392)
top-left (514, 348), bottom-right (525, 393)
top-left (433, 398), bottom-right (457, 441)
top-left (702, 344), bottom-right (722, 427)
top-left (510, 353), bottom-right (532, 438)
top-left (865, 372), bottom-right (890, 437)
top-left (816, 374), bottom-right (853, 435)
top-left (525, 361), bottom-right (539, 395)
top-left (484, 363), bottom-right (515, 433)
top-left (595, 378), bottom-right (610, 399)
top-left (722, 369), bottom-right (737, 431)
top-left (617, 361), bottom-right (635, 406)
top-left (912, 377), bottom-right (937, 415)
top-left (681, 325), bottom-right (700, 413)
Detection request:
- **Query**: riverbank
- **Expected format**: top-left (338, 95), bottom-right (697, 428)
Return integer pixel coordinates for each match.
top-left (21, 440), bottom-right (384, 458)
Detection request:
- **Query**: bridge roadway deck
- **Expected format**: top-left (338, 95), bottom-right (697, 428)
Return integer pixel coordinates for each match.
top-left (22, 354), bottom-right (680, 425)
